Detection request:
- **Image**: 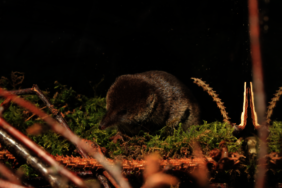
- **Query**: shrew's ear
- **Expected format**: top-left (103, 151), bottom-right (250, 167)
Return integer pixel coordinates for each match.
top-left (135, 93), bottom-right (156, 122)
top-left (146, 93), bottom-right (156, 112)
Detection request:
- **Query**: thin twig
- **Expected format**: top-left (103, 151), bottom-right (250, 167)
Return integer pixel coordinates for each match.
top-left (11, 71), bottom-right (24, 89)
top-left (9, 88), bottom-right (35, 95)
top-left (9, 85), bottom-right (89, 158)
top-left (103, 171), bottom-right (120, 188)
top-left (25, 106), bottom-right (47, 122)
top-left (0, 117), bottom-right (86, 188)
top-left (248, 0), bottom-right (268, 187)
top-left (32, 84), bottom-right (89, 158)
top-left (0, 88), bottom-right (131, 188)
top-left (0, 127), bottom-right (67, 188)
top-left (0, 162), bottom-right (21, 185)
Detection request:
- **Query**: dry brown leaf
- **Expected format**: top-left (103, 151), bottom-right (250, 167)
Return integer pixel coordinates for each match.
top-left (26, 123), bottom-right (42, 135)
top-left (142, 172), bottom-right (179, 188)
top-left (142, 153), bottom-right (179, 188)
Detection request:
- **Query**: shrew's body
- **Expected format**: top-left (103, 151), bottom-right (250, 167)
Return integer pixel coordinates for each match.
top-left (99, 71), bottom-right (200, 136)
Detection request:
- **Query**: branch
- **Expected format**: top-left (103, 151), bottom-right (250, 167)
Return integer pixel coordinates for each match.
top-left (248, 0), bottom-right (268, 187)
top-left (0, 117), bottom-right (86, 187)
top-left (9, 85), bottom-right (89, 158)
top-left (0, 88), bottom-right (131, 188)
top-left (0, 123), bottom-right (70, 188)
top-left (32, 84), bottom-right (89, 158)
top-left (0, 162), bottom-right (21, 185)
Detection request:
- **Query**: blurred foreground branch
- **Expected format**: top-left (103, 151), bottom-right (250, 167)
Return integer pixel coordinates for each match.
top-left (0, 88), bottom-right (131, 188)
top-left (0, 118), bottom-right (77, 188)
top-left (248, 0), bottom-right (268, 187)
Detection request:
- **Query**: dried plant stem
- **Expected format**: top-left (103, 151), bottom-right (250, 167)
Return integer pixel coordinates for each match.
top-left (0, 88), bottom-right (131, 188)
top-left (266, 87), bottom-right (282, 124)
top-left (9, 88), bottom-right (34, 95)
top-left (191, 77), bottom-right (230, 124)
top-left (248, 0), bottom-right (267, 187)
top-left (250, 82), bottom-right (261, 129)
top-left (238, 82), bottom-right (248, 129)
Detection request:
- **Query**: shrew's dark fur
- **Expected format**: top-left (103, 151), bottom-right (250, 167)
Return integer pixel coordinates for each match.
top-left (99, 71), bottom-right (200, 136)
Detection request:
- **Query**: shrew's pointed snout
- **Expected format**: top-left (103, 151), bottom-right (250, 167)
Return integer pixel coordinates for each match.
top-left (99, 111), bottom-right (120, 130)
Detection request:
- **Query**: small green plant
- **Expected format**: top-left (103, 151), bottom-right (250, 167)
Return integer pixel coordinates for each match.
top-left (268, 121), bottom-right (282, 153)
top-left (144, 121), bottom-right (241, 157)
top-left (104, 121), bottom-right (242, 159)
top-left (17, 164), bottom-right (38, 177)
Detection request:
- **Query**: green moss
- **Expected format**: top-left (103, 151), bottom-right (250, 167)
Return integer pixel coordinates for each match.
top-left (268, 121), bottom-right (282, 153)
top-left (0, 75), bottom-right (241, 159)
top-left (18, 164), bottom-right (38, 177)
top-left (0, 78), bottom-right (113, 156)
top-left (0, 80), bottom-right (242, 158)
top-left (103, 121), bottom-right (242, 159)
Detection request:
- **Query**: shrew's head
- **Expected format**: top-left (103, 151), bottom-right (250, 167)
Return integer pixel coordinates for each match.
top-left (99, 75), bottom-right (157, 135)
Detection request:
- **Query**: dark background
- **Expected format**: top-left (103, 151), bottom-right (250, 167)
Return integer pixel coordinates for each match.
top-left (0, 0), bottom-right (281, 125)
